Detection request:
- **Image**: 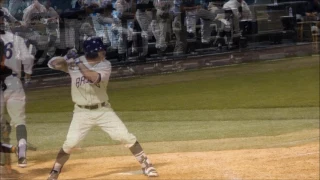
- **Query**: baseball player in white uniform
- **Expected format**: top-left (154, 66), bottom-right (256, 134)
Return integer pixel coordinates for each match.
top-left (0, 9), bottom-right (34, 168)
top-left (46, 37), bottom-right (158, 180)
top-left (1, 37), bottom-right (19, 174)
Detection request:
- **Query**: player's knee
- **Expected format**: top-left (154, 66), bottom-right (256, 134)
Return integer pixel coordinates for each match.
top-left (12, 120), bottom-right (26, 127)
top-left (62, 137), bottom-right (82, 153)
top-left (62, 142), bottom-right (77, 154)
top-left (111, 133), bottom-right (137, 146)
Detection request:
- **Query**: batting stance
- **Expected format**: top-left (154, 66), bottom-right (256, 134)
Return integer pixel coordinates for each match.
top-left (0, 9), bottom-right (34, 168)
top-left (46, 37), bottom-right (158, 180)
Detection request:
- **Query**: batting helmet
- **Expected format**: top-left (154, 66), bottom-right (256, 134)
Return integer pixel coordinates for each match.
top-left (83, 37), bottom-right (105, 59)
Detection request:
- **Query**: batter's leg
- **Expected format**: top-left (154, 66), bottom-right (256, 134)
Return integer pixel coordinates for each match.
top-left (4, 80), bottom-right (27, 168)
top-left (97, 110), bottom-right (158, 177)
top-left (48, 109), bottom-right (94, 180)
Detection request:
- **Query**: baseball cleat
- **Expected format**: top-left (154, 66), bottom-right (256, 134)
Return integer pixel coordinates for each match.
top-left (18, 157), bottom-right (27, 168)
top-left (142, 165), bottom-right (159, 177)
top-left (47, 170), bottom-right (60, 180)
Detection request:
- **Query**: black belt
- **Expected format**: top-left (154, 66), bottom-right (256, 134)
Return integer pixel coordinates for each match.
top-left (77, 102), bottom-right (105, 110)
top-left (12, 73), bottom-right (17, 77)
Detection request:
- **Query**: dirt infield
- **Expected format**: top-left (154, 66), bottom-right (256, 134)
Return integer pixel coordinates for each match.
top-left (8, 141), bottom-right (318, 180)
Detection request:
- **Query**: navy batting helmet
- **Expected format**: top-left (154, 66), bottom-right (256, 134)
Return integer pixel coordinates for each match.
top-left (83, 37), bottom-right (105, 58)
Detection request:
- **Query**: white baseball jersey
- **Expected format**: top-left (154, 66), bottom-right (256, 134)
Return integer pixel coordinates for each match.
top-left (1, 31), bottom-right (34, 78)
top-left (48, 56), bottom-right (112, 106)
top-left (223, 0), bottom-right (252, 19)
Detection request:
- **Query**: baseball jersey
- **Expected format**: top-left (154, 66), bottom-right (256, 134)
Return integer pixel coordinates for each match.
top-left (48, 56), bottom-right (112, 106)
top-left (223, 0), bottom-right (252, 19)
top-left (0, 31), bottom-right (34, 78)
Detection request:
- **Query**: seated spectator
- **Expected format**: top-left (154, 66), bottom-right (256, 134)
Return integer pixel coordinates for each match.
top-left (41, 0), bottom-right (60, 62)
top-left (223, 0), bottom-right (252, 36)
top-left (22, 0), bottom-right (47, 27)
top-left (0, 0), bottom-right (21, 31)
top-left (132, 0), bottom-right (153, 60)
top-left (181, 0), bottom-right (218, 43)
top-left (8, 0), bottom-right (31, 20)
top-left (22, 0), bottom-right (50, 65)
top-left (152, 0), bottom-right (174, 54)
top-left (305, 0), bottom-right (320, 21)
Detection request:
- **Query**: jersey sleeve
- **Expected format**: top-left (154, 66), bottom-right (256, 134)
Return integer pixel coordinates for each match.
top-left (47, 57), bottom-right (58, 69)
top-left (96, 60), bottom-right (112, 82)
top-left (47, 56), bottom-right (69, 73)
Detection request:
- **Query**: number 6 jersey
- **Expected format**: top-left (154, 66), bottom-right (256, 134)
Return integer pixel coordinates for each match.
top-left (0, 31), bottom-right (34, 78)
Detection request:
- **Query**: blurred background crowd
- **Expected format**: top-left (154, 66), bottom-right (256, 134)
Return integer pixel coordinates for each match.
top-left (0, 0), bottom-right (319, 67)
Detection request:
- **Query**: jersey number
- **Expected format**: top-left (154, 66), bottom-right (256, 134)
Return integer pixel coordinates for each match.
top-left (4, 42), bottom-right (13, 59)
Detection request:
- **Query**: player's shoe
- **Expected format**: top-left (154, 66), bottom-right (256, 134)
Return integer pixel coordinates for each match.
top-left (142, 164), bottom-right (158, 177)
top-left (47, 170), bottom-right (60, 180)
top-left (18, 157), bottom-right (27, 168)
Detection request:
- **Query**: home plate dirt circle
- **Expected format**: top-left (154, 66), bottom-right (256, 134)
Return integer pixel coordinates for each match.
top-left (9, 142), bottom-right (320, 180)
top-left (116, 170), bottom-right (143, 175)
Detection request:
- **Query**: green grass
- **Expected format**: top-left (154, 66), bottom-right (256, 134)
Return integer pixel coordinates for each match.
top-left (5, 56), bottom-right (319, 157)
top-left (26, 56), bottom-right (320, 113)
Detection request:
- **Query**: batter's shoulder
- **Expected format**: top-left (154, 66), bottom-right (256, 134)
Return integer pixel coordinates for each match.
top-left (101, 59), bottom-right (112, 67)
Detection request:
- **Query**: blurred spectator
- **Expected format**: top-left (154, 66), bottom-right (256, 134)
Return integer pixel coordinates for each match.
top-left (152, 0), bottom-right (173, 54)
top-left (134, 0), bottom-right (153, 60)
top-left (98, 0), bottom-right (119, 54)
top-left (79, 1), bottom-right (97, 50)
top-left (58, 0), bottom-right (85, 55)
top-left (97, 0), bottom-right (131, 61)
top-left (114, 0), bottom-right (131, 61)
top-left (305, 0), bottom-right (320, 21)
top-left (22, 0), bottom-right (49, 64)
top-left (181, 0), bottom-right (218, 43)
top-left (22, 0), bottom-right (47, 26)
top-left (40, 0), bottom-right (59, 62)
top-left (8, 0), bottom-right (31, 20)
top-left (171, 0), bottom-right (187, 55)
top-left (71, 0), bottom-right (84, 9)
top-left (181, 0), bottom-right (198, 38)
top-left (51, 0), bottom-right (72, 13)
top-left (223, 0), bottom-right (252, 36)
top-left (0, 0), bottom-right (21, 31)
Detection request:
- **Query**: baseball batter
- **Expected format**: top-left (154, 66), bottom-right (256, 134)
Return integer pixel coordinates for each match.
top-left (46, 37), bottom-right (158, 180)
top-left (0, 9), bottom-right (34, 168)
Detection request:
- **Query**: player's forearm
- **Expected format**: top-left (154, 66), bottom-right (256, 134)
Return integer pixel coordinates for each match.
top-left (77, 63), bottom-right (101, 84)
top-left (48, 57), bottom-right (68, 71)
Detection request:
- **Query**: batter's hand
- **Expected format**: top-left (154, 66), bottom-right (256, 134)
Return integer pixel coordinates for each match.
top-left (65, 48), bottom-right (79, 60)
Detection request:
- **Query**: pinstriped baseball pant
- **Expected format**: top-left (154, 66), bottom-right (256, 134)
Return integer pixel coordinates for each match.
top-left (62, 104), bottom-right (137, 154)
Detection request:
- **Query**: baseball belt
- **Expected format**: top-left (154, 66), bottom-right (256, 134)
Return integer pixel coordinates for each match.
top-left (77, 102), bottom-right (106, 110)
